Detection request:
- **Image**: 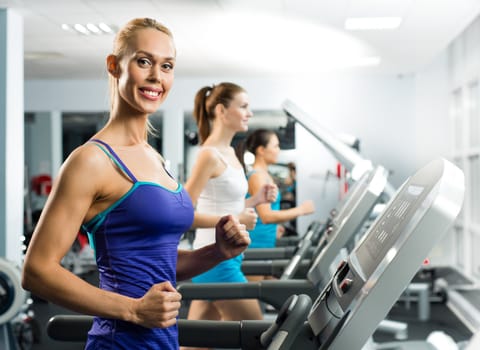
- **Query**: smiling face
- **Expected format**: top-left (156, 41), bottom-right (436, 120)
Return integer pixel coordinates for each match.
top-left (222, 91), bottom-right (253, 132)
top-left (112, 28), bottom-right (176, 115)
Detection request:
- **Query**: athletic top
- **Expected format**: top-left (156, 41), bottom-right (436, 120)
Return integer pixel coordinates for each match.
top-left (81, 139), bottom-right (194, 350)
top-left (191, 147), bottom-right (248, 284)
top-left (193, 147), bottom-right (248, 249)
top-left (246, 170), bottom-right (282, 248)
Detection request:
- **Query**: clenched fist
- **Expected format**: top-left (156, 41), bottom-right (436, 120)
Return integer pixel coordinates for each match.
top-left (132, 281), bottom-right (181, 328)
top-left (238, 207), bottom-right (258, 230)
top-left (214, 215), bottom-right (250, 260)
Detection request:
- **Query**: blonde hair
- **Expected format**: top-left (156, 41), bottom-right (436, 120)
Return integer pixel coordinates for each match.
top-left (109, 18), bottom-right (174, 136)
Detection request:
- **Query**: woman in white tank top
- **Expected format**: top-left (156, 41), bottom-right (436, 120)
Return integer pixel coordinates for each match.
top-left (183, 82), bottom-right (277, 350)
top-left (193, 146), bottom-right (249, 249)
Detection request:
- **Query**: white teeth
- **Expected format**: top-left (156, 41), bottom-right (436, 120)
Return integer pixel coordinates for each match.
top-left (143, 90), bottom-right (159, 97)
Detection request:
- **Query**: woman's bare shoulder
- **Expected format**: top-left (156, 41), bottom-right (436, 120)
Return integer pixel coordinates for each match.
top-left (196, 146), bottom-right (221, 166)
top-left (57, 143), bottom-right (113, 185)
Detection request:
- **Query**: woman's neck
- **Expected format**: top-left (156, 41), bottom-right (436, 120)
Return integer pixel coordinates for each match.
top-left (204, 127), bottom-right (235, 150)
top-left (253, 159), bottom-right (269, 171)
top-left (99, 110), bottom-right (149, 146)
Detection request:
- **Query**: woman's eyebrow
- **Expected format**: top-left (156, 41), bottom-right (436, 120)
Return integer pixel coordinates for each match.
top-left (135, 50), bottom-right (175, 61)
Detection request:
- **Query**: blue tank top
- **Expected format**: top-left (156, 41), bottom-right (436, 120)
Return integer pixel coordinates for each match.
top-left (246, 171), bottom-right (282, 248)
top-left (81, 139), bottom-right (194, 350)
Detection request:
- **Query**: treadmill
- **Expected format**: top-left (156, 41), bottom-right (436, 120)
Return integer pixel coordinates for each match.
top-left (242, 164), bottom-right (388, 281)
top-left (241, 98), bottom-right (395, 277)
top-left (47, 158), bottom-right (464, 349)
top-left (282, 99), bottom-right (396, 196)
top-left (243, 165), bottom-right (383, 262)
top-left (269, 98), bottom-right (390, 251)
top-left (177, 164), bottom-right (389, 308)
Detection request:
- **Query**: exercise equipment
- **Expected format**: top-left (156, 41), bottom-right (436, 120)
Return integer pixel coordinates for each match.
top-left (176, 165), bottom-right (388, 311)
top-left (282, 99), bottom-right (396, 198)
top-left (45, 158), bottom-right (464, 349)
top-left (242, 166), bottom-right (388, 284)
top-left (243, 165), bottom-right (386, 262)
top-left (184, 158), bottom-right (464, 349)
top-left (0, 258), bottom-right (28, 350)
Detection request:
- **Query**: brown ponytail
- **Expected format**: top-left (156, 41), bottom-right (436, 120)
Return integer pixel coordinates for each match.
top-left (192, 82), bottom-right (246, 144)
top-left (236, 129), bottom-right (277, 171)
top-left (193, 86), bottom-right (214, 145)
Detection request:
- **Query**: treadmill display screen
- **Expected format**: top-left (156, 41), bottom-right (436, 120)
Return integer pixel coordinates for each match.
top-left (352, 184), bottom-right (428, 278)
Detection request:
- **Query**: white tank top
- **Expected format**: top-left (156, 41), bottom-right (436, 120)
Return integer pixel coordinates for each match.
top-left (193, 147), bottom-right (248, 249)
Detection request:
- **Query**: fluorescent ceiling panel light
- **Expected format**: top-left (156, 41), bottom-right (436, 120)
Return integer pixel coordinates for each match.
top-left (99, 23), bottom-right (112, 33)
top-left (86, 23), bottom-right (101, 34)
top-left (345, 17), bottom-right (403, 30)
top-left (74, 24), bottom-right (89, 35)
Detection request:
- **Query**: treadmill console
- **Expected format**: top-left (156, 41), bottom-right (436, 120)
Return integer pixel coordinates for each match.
top-left (306, 159), bottom-right (464, 350)
top-left (307, 165), bottom-right (389, 289)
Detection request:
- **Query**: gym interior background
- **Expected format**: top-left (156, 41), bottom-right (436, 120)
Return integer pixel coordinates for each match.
top-left (1, 0), bottom-right (480, 349)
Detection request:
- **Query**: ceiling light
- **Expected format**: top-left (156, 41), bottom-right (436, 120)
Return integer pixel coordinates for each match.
top-left (345, 17), bottom-right (403, 31)
top-left (86, 23), bottom-right (101, 34)
top-left (74, 23), bottom-right (89, 35)
top-left (98, 23), bottom-right (112, 33)
top-left (60, 23), bottom-right (116, 35)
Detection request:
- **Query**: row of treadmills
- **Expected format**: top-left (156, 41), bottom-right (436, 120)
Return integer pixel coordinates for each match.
top-left (43, 101), bottom-right (479, 349)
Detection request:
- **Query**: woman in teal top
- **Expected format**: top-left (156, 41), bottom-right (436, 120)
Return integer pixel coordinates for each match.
top-left (238, 129), bottom-right (316, 255)
top-left (246, 170), bottom-right (282, 248)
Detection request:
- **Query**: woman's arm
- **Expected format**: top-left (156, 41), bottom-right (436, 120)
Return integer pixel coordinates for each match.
top-left (186, 148), bottom-right (257, 229)
top-left (192, 212), bottom-right (223, 228)
top-left (177, 215), bottom-right (249, 281)
top-left (245, 183), bottom-right (278, 208)
top-left (22, 147), bottom-right (137, 320)
top-left (248, 172), bottom-right (315, 224)
top-left (185, 149), bottom-right (218, 206)
top-left (22, 146), bottom-right (180, 329)
top-left (185, 149), bottom-right (222, 228)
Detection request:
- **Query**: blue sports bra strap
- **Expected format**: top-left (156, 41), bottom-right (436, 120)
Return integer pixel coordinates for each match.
top-left (89, 138), bottom-right (138, 182)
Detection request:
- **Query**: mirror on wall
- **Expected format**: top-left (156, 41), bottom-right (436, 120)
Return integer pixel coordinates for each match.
top-left (62, 112), bottom-right (107, 160)
top-left (62, 112), bottom-right (163, 160)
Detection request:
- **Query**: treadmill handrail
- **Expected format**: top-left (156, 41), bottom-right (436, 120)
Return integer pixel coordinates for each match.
top-left (282, 99), bottom-right (372, 181)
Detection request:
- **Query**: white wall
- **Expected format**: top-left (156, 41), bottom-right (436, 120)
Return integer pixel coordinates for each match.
top-left (446, 14), bottom-right (480, 281)
top-left (413, 51), bottom-right (450, 169)
top-left (413, 51), bottom-right (456, 267)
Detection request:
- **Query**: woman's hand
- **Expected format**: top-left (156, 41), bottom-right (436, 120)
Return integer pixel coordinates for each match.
top-left (299, 200), bottom-right (315, 215)
top-left (253, 183), bottom-right (278, 205)
top-left (214, 215), bottom-right (250, 259)
top-left (132, 281), bottom-right (182, 328)
top-left (238, 207), bottom-right (258, 230)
